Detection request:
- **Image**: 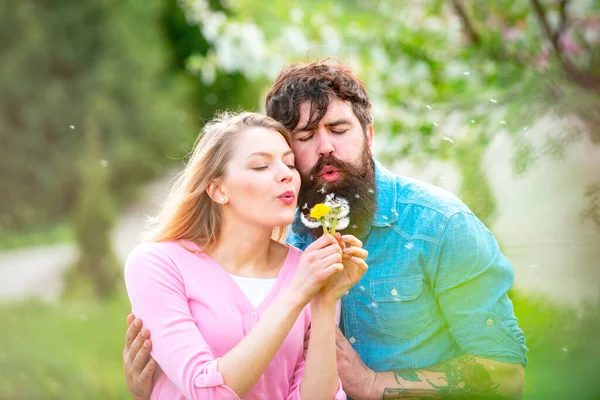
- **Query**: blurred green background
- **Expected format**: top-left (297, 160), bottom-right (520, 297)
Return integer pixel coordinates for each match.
top-left (1, 0), bottom-right (599, 398)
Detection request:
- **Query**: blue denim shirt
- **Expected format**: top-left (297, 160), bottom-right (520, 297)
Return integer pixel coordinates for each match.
top-left (287, 159), bottom-right (528, 371)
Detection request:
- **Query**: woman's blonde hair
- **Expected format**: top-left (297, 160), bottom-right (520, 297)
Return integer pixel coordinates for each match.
top-left (146, 111), bottom-right (292, 248)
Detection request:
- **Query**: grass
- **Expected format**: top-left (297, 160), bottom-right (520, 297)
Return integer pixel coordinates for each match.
top-left (0, 222), bottom-right (74, 251)
top-left (0, 292), bottom-right (599, 399)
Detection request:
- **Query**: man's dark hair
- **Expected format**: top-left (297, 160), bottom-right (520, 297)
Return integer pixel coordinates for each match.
top-left (265, 58), bottom-right (373, 133)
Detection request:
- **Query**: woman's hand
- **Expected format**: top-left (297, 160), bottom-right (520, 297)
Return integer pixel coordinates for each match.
top-left (289, 234), bottom-right (344, 305)
top-left (314, 234), bottom-right (368, 303)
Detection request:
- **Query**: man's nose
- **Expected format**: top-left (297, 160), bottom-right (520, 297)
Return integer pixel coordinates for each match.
top-left (317, 134), bottom-right (335, 156)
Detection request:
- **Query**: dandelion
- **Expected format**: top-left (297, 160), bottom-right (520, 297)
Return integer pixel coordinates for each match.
top-left (304, 196), bottom-right (350, 234)
top-left (310, 203), bottom-right (332, 234)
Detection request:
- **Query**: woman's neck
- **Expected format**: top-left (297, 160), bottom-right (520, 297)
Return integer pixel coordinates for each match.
top-left (205, 216), bottom-right (284, 278)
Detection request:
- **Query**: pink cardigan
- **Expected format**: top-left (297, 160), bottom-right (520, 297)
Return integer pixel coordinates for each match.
top-left (124, 240), bottom-right (346, 400)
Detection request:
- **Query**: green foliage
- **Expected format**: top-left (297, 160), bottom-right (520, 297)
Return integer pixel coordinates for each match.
top-left (0, 0), bottom-right (196, 231)
top-left (70, 121), bottom-right (119, 299)
top-left (0, 297), bottom-right (132, 399)
top-left (1, 292), bottom-right (599, 399)
top-left (179, 0), bottom-right (600, 225)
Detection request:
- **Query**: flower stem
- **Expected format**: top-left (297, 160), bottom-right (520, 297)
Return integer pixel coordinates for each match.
top-left (320, 219), bottom-right (329, 235)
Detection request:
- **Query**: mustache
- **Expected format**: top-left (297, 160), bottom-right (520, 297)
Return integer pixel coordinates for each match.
top-left (308, 155), bottom-right (353, 178)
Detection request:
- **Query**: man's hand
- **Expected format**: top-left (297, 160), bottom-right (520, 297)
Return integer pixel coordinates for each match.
top-left (335, 327), bottom-right (378, 400)
top-left (123, 314), bottom-right (158, 400)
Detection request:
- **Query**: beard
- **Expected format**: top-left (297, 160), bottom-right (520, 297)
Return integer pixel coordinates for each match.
top-left (297, 143), bottom-right (376, 238)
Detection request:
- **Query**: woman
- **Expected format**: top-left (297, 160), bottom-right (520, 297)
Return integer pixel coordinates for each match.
top-left (124, 112), bottom-right (368, 399)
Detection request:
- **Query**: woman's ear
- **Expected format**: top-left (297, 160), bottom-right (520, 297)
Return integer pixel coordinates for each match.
top-left (206, 180), bottom-right (228, 205)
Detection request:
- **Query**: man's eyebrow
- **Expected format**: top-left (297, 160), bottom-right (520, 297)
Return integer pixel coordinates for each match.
top-left (324, 119), bottom-right (351, 127)
top-left (246, 150), bottom-right (294, 160)
top-left (292, 119), bottom-right (351, 134)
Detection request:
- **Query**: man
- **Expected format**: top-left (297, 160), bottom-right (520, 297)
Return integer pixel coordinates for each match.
top-left (123, 60), bottom-right (527, 399)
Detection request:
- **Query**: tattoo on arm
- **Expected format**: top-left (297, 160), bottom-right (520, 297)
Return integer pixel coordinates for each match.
top-left (383, 355), bottom-right (503, 399)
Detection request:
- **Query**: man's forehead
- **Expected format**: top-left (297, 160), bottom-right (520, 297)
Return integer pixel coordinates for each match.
top-left (294, 99), bottom-right (355, 132)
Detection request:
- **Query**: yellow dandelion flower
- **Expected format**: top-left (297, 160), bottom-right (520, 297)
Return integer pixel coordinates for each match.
top-left (310, 203), bottom-right (331, 220)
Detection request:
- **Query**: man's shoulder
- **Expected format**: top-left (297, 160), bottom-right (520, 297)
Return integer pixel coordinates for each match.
top-left (390, 174), bottom-right (470, 219)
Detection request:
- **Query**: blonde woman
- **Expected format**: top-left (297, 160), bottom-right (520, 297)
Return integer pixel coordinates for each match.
top-left (124, 112), bottom-right (368, 399)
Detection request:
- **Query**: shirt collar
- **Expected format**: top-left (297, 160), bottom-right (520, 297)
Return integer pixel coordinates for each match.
top-left (371, 159), bottom-right (399, 227)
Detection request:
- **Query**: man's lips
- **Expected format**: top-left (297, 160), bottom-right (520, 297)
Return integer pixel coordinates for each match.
top-left (320, 166), bottom-right (341, 183)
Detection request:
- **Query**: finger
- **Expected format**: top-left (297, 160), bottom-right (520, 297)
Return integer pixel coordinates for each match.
top-left (341, 235), bottom-right (362, 248)
top-left (132, 338), bottom-right (153, 372)
top-left (308, 234), bottom-right (338, 250)
top-left (307, 245), bottom-right (343, 270)
top-left (351, 257), bottom-right (369, 271)
top-left (127, 313), bottom-right (135, 326)
top-left (343, 246), bottom-right (368, 260)
top-left (127, 328), bottom-right (148, 366)
top-left (125, 318), bottom-right (143, 350)
top-left (139, 358), bottom-right (158, 384)
top-left (318, 262), bottom-right (344, 282)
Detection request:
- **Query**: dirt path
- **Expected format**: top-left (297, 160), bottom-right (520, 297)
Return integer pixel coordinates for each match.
top-left (0, 172), bottom-right (176, 302)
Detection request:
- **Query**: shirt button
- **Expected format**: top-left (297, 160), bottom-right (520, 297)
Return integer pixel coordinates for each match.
top-left (486, 319), bottom-right (494, 326)
top-left (349, 337), bottom-right (356, 344)
top-left (251, 312), bottom-right (257, 318)
top-left (390, 288), bottom-right (398, 296)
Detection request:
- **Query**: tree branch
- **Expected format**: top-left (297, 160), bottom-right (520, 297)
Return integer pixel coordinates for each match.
top-left (530, 0), bottom-right (562, 56)
top-left (450, 0), bottom-right (481, 44)
top-left (555, 0), bottom-right (570, 42)
top-left (530, 0), bottom-right (600, 94)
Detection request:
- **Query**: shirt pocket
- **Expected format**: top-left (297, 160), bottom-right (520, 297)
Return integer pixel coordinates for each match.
top-left (370, 275), bottom-right (431, 339)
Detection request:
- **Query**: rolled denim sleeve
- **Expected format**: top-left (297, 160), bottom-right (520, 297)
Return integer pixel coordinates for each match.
top-left (428, 211), bottom-right (528, 366)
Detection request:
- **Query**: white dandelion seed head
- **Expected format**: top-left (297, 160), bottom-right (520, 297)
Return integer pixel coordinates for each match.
top-left (300, 212), bottom-right (322, 229)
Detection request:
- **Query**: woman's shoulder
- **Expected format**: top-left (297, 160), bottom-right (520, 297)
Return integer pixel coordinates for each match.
top-left (125, 240), bottom-right (203, 271)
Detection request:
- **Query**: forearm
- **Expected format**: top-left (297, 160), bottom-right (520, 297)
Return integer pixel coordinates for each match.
top-left (218, 288), bottom-right (306, 398)
top-left (368, 355), bottom-right (524, 400)
top-left (301, 298), bottom-right (339, 400)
